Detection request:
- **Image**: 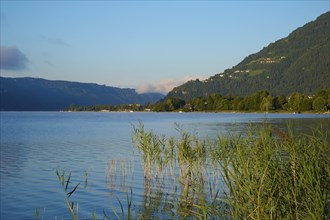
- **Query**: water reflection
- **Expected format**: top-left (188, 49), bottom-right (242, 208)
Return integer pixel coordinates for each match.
top-left (104, 155), bottom-right (225, 218)
top-left (103, 117), bottom-right (330, 219)
top-left (1, 112), bottom-right (329, 219)
top-left (0, 143), bottom-right (27, 177)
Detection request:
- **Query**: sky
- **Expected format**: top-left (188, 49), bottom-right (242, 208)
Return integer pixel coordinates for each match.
top-left (0, 1), bottom-right (329, 94)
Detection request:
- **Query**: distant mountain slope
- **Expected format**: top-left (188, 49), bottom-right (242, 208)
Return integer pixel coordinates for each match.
top-left (168, 11), bottom-right (330, 100)
top-left (0, 77), bottom-right (164, 111)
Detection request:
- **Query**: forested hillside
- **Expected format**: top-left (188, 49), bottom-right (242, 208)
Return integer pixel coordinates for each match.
top-left (168, 11), bottom-right (330, 100)
top-left (0, 77), bottom-right (164, 111)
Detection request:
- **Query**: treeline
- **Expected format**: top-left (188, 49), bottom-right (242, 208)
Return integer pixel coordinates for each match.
top-left (67, 103), bottom-right (151, 112)
top-left (154, 89), bottom-right (330, 112)
top-left (67, 89), bottom-right (330, 113)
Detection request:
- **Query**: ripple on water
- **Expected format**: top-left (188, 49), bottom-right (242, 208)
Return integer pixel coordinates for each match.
top-left (1, 112), bottom-right (329, 219)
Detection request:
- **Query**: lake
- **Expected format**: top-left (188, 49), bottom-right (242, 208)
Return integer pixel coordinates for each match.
top-left (0, 112), bottom-right (329, 219)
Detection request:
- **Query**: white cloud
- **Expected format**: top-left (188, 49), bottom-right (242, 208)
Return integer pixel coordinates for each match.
top-left (136, 75), bottom-right (208, 94)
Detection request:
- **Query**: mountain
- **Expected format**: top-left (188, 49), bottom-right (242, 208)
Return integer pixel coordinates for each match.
top-left (0, 77), bottom-right (164, 111)
top-left (168, 12), bottom-right (330, 101)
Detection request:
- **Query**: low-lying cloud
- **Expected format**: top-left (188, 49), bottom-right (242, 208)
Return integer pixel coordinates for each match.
top-left (0, 46), bottom-right (29, 70)
top-left (136, 75), bottom-right (208, 94)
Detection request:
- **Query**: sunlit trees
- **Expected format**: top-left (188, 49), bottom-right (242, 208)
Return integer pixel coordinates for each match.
top-left (260, 95), bottom-right (273, 112)
top-left (312, 89), bottom-right (330, 111)
top-left (67, 89), bottom-right (329, 113)
top-left (287, 92), bottom-right (312, 112)
top-left (190, 97), bottom-right (205, 111)
top-left (312, 97), bottom-right (327, 111)
top-left (243, 90), bottom-right (271, 111)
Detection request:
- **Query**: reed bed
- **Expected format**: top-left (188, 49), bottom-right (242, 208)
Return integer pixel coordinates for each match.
top-left (132, 122), bottom-right (330, 219)
top-left (212, 125), bottom-right (330, 219)
top-left (53, 122), bottom-right (329, 219)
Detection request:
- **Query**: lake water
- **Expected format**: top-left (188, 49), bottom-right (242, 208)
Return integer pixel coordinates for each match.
top-left (1, 112), bottom-right (329, 219)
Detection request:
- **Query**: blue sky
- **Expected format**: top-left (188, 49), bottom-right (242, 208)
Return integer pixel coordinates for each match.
top-left (1, 1), bottom-right (329, 94)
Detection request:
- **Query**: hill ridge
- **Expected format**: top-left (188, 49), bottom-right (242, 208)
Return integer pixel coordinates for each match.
top-left (0, 76), bottom-right (164, 111)
top-left (168, 11), bottom-right (330, 100)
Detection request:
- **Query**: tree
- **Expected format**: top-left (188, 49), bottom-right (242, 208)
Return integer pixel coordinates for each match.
top-left (190, 97), bottom-right (205, 111)
top-left (243, 90), bottom-right (270, 111)
top-left (301, 96), bottom-right (312, 111)
top-left (312, 97), bottom-right (327, 111)
top-left (153, 97), bottom-right (185, 112)
top-left (153, 100), bottom-right (166, 112)
top-left (260, 95), bottom-right (273, 112)
top-left (288, 92), bottom-right (312, 112)
top-left (288, 92), bottom-right (303, 112)
top-left (69, 103), bottom-right (76, 111)
top-left (232, 96), bottom-right (243, 110)
top-left (273, 95), bottom-right (287, 110)
top-left (215, 98), bottom-right (231, 111)
top-left (207, 94), bottom-right (222, 110)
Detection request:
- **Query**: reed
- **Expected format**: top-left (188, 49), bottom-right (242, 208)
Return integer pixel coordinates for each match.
top-left (209, 124), bottom-right (330, 219)
top-left (55, 168), bottom-right (80, 220)
top-left (120, 158), bottom-right (127, 191)
top-left (131, 122), bottom-right (330, 219)
top-left (34, 208), bottom-right (39, 220)
top-left (106, 159), bottom-right (117, 189)
top-left (51, 122), bottom-right (329, 219)
top-left (132, 122), bottom-right (164, 180)
top-left (107, 189), bottom-right (133, 220)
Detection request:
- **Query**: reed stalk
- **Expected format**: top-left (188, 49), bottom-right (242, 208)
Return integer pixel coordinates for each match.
top-left (55, 168), bottom-right (80, 220)
top-left (132, 122), bottom-right (329, 219)
top-left (52, 122), bottom-right (329, 219)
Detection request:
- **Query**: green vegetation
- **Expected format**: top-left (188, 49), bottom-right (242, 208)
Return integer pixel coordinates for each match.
top-left (168, 12), bottom-right (330, 100)
top-left (214, 126), bottom-right (330, 219)
top-left (110, 189), bottom-right (133, 220)
top-left (131, 123), bottom-right (330, 219)
top-left (67, 89), bottom-right (330, 113)
top-left (51, 123), bottom-right (330, 219)
top-left (55, 169), bottom-right (80, 220)
top-left (153, 89), bottom-right (330, 112)
top-left (67, 103), bottom-right (148, 112)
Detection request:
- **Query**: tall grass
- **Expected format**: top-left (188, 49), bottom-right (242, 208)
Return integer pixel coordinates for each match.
top-left (51, 122), bottom-right (329, 219)
top-left (132, 122), bottom-right (330, 219)
top-left (132, 122), bottom-right (167, 180)
top-left (209, 125), bottom-right (329, 219)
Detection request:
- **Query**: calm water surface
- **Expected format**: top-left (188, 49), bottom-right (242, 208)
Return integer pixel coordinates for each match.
top-left (1, 112), bottom-right (329, 219)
